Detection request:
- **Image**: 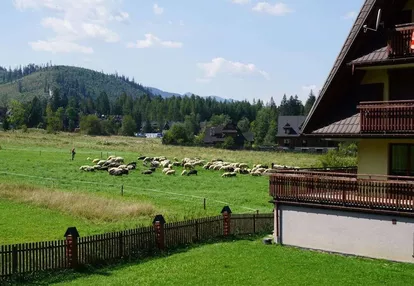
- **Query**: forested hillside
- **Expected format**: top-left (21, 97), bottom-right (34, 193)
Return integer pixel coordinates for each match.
top-left (0, 64), bottom-right (150, 102)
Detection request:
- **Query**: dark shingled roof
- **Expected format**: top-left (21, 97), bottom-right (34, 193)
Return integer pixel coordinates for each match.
top-left (312, 113), bottom-right (360, 135)
top-left (348, 46), bottom-right (388, 65)
top-left (277, 116), bottom-right (307, 137)
top-left (302, 0), bottom-right (376, 133)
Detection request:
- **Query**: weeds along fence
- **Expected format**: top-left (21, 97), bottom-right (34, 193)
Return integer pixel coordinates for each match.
top-left (0, 208), bottom-right (273, 279)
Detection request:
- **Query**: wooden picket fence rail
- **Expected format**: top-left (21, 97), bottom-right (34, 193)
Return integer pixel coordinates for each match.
top-left (0, 211), bottom-right (273, 279)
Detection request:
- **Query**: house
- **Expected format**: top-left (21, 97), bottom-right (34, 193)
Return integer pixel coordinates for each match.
top-left (204, 122), bottom-right (252, 148)
top-left (270, 0), bottom-right (414, 264)
top-left (276, 116), bottom-right (338, 152)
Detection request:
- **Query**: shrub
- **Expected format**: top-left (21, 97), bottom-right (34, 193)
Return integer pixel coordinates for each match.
top-left (222, 136), bottom-right (235, 149)
top-left (21, 124), bottom-right (28, 133)
top-left (320, 149), bottom-right (357, 168)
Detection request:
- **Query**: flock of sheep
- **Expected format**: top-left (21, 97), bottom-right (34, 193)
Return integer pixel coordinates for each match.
top-left (79, 155), bottom-right (300, 178)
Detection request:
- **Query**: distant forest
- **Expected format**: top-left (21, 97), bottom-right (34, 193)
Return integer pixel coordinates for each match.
top-left (0, 63), bottom-right (317, 146)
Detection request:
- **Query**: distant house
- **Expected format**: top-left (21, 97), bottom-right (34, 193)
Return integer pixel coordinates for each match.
top-left (204, 122), bottom-right (252, 148)
top-left (276, 116), bottom-right (337, 152)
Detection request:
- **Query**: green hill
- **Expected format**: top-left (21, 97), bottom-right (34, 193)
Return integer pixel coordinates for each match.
top-left (0, 65), bottom-right (151, 103)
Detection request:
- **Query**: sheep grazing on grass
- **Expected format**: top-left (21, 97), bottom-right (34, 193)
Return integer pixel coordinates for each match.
top-left (108, 167), bottom-right (128, 176)
top-left (251, 171), bottom-right (262, 176)
top-left (137, 156), bottom-right (146, 160)
top-left (162, 167), bottom-right (171, 174)
top-left (222, 172), bottom-right (236, 178)
top-left (141, 170), bottom-right (153, 175)
top-left (151, 161), bottom-right (160, 168)
top-left (79, 165), bottom-right (95, 172)
top-left (187, 170), bottom-right (198, 176)
top-left (172, 162), bottom-right (181, 167)
top-left (149, 167), bottom-right (156, 172)
top-left (165, 169), bottom-right (176, 175)
top-left (184, 163), bottom-right (194, 170)
top-left (181, 170), bottom-right (188, 176)
top-left (92, 158), bottom-right (100, 164)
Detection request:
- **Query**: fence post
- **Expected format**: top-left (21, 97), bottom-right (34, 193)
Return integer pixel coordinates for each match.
top-left (64, 227), bottom-right (80, 269)
top-left (253, 214), bottom-right (256, 234)
top-left (195, 220), bottom-right (199, 242)
top-left (119, 232), bottom-right (124, 258)
top-left (221, 206), bottom-right (232, 236)
top-left (153, 215), bottom-right (166, 251)
top-left (12, 246), bottom-right (17, 275)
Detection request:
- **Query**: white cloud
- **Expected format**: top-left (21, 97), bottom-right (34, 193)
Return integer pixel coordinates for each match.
top-left (302, 85), bottom-right (317, 92)
top-left (252, 2), bottom-right (293, 15)
top-left (82, 23), bottom-right (119, 42)
top-left (113, 11), bottom-right (129, 22)
top-left (197, 57), bottom-right (270, 81)
top-left (342, 11), bottom-right (357, 20)
top-left (29, 40), bottom-right (93, 54)
top-left (153, 3), bottom-right (164, 15)
top-left (127, 34), bottom-right (183, 49)
top-left (13, 0), bottom-right (128, 53)
top-left (231, 0), bottom-right (250, 5)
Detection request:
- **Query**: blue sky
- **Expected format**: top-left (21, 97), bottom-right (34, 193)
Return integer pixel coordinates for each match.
top-left (1, 0), bottom-right (363, 103)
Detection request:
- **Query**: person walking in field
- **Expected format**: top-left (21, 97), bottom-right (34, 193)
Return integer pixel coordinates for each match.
top-left (71, 147), bottom-right (76, 160)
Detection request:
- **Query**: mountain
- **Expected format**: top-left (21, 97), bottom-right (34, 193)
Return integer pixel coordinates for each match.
top-left (0, 64), bottom-right (235, 104)
top-left (146, 87), bottom-right (181, 99)
top-left (147, 87), bottom-right (234, 102)
top-left (0, 65), bottom-right (151, 102)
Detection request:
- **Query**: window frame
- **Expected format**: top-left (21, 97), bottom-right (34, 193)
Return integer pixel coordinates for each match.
top-left (388, 143), bottom-right (414, 176)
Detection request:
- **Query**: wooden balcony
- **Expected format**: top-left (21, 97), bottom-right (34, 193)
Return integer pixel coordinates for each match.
top-left (388, 23), bottom-right (414, 58)
top-left (269, 170), bottom-right (414, 213)
top-left (358, 100), bottom-right (414, 133)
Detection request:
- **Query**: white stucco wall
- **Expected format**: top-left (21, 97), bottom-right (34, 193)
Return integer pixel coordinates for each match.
top-left (277, 204), bottom-right (414, 263)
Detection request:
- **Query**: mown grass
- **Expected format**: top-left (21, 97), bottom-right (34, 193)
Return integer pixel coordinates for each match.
top-left (0, 130), bottom-right (338, 243)
top-left (21, 238), bottom-right (414, 286)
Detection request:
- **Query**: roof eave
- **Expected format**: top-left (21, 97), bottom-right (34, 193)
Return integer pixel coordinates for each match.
top-left (301, 0), bottom-right (376, 134)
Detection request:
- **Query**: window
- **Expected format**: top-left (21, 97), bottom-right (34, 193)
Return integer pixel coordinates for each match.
top-left (302, 140), bottom-right (307, 147)
top-left (389, 144), bottom-right (414, 176)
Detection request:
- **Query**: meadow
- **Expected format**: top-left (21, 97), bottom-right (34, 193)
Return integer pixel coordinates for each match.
top-left (0, 129), bottom-right (324, 244)
top-left (17, 238), bottom-right (414, 286)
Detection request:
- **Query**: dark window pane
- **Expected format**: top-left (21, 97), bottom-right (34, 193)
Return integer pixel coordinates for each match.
top-left (391, 145), bottom-right (409, 176)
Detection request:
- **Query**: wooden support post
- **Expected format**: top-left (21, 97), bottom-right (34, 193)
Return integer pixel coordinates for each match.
top-left (153, 215), bottom-right (166, 251)
top-left (221, 206), bottom-right (232, 236)
top-left (64, 227), bottom-right (80, 269)
top-left (203, 198), bottom-right (206, 210)
top-left (121, 185), bottom-right (124, 196)
top-left (274, 202), bottom-right (280, 244)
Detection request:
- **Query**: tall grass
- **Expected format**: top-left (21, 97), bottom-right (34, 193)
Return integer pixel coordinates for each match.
top-left (0, 183), bottom-right (155, 222)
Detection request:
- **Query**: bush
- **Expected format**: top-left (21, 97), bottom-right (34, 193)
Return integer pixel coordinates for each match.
top-left (320, 149), bottom-right (357, 168)
top-left (162, 123), bottom-right (193, 145)
top-left (222, 136), bottom-right (235, 149)
top-left (21, 124), bottom-right (28, 133)
top-left (80, 115), bottom-right (103, 135)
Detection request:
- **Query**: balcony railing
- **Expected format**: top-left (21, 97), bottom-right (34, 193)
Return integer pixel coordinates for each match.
top-left (358, 100), bottom-right (414, 133)
top-left (388, 23), bottom-right (414, 58)
top-left (269, 170), bottom-right (414, 213)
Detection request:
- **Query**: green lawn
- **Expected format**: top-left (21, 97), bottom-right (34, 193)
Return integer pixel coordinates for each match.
top-left (0, 130), bottom-right (351, 244)
top-left (25, 238), bottom-right (414, 286)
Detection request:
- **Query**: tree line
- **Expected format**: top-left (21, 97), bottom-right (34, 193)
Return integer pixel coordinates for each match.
top-left (1, 87), bottom-right (316, 146)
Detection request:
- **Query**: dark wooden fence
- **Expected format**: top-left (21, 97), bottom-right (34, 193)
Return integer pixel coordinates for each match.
top-left (270, 171), bottom-right (414, 212)
top-left (0, 209), bottom-right (273, 279)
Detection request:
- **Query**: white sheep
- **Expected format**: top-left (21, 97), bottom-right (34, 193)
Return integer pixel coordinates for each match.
top-left (166, 169), bottom-right (176, 175)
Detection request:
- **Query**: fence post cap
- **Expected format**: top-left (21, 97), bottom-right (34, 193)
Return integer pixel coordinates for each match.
top-left (221, 206), bottom-right (232, 214)
top-left (64, 227), bottom-right (80, 238)
top-left (153, 214), bottom-right (166, 224)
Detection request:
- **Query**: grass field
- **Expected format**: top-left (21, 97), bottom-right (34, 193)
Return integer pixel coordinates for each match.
top-left (0, 129), bottom-right (329, 244)
top-left (19, 238), bottom-right (414, 286)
